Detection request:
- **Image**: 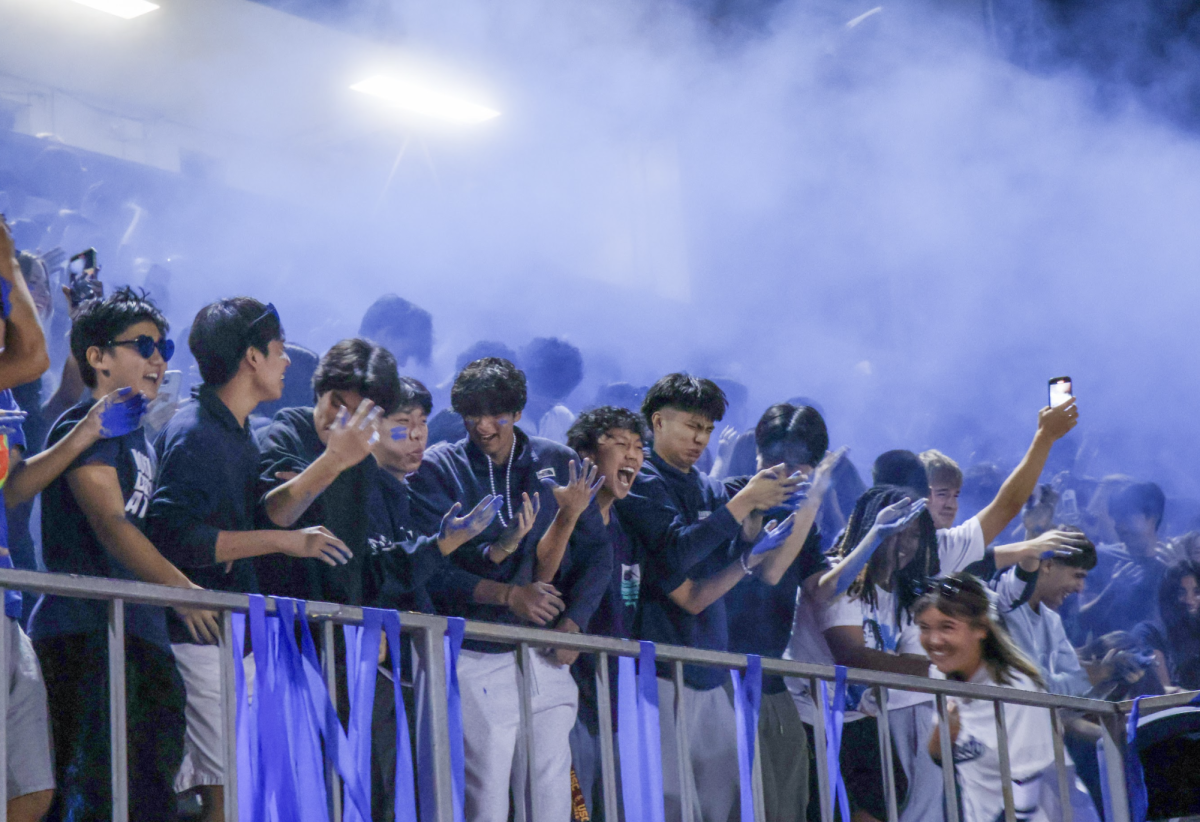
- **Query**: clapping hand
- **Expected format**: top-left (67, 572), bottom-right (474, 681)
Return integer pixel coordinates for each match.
top-left (541, 459), bottom-right (604, 520)
top-left (438, 494), bottom-right (503, 555)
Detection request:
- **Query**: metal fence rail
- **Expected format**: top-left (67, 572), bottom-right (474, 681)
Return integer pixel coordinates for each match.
top-left (0, 566), bottom-right (1184, 822)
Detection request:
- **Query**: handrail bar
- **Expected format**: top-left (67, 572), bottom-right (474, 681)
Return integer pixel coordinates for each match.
top-left (0, 567), bottom-right (1123, 713)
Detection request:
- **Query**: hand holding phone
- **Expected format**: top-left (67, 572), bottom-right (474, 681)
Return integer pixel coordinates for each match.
top-left (67, 248), bottom-right (103, 309)
top-left (1048, 376), bottom-right (1072, 408)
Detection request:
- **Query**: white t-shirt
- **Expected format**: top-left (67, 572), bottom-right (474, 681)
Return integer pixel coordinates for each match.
top-left (933, 667), bottom-right (1055, 822)
top-left (785, 594), bottom-right (867, 724)
top-left (818, 517), bottom-right (988, 710)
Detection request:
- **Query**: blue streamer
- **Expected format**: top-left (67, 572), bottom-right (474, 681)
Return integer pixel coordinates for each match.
top-left (344, 611), bottom-right (383, 822)
top-left (378, 610), bottom-right (418, 822)
top-left (276, 599), bottom-right (327, 822)
top-left (618, 641), bottom-right (666, 822)
top-left (232, 612), bottom-right (258, 822)
top-left (731, 655), bottom-right (763, 822)
top-left (821, 666), bottom-right (851, 822)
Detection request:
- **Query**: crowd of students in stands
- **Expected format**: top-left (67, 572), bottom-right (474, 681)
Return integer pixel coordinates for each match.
top-left (2, 208), bottom-right (1199, 822)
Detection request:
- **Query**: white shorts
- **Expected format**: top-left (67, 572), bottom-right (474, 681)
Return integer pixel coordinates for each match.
top-left (6, 617), bottom-right (55, 799)
top-left (172, 642), bottom-right (225, 793)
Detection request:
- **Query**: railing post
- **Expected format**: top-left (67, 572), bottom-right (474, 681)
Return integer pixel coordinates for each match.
top-left (517, 643), bottom-right (537, 822)
top-left (322, 619), bottom-right (343, 822)
top-left (1100, 713), bottom-right (1132, 822)
top-left (220, 610), bottom-right (239, 822)
top-left (595, 652), bottom-right (620, 820)
top-left (673, 660), bottom-right (695, 822)
top-left (1049, 707), bottom-right (1074, 822)
top-left (109, 598), bottom-right (129, 822)
top-left (993, 700), bottom-right (1016, 822)
top-left (420, 621), bottom-right (455, 822)
top-left (874, 686), bottom-right (899, 822)
top-left (937, 694), bottom-right (960, 822)
top-left (0, 603), bottom-right (9, 810)
top-left (810, 678), bottom-right (832, 822)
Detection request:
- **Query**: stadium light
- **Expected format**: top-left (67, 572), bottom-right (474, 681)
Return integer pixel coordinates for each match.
top-left (70, 0), bottom-right (160, 18)
top-left (350, 75), bottom-right (500, 124)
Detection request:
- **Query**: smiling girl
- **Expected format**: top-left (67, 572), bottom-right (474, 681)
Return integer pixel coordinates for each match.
top-left (916, 573), bottom-right (1055, 822)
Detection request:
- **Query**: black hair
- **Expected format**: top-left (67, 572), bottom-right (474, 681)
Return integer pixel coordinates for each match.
top-left (519, 337), bottom-right (583, 402)
top-left (1110, 481), bottom-right (1166, 531)
top-left (1158, 561), bottom-right (1200, 684)
top-left (254, 343), bottom-right (319, 419)
top-left (70, 287), bottom-right (169, 389)
top-left (455, 341), bottom-right (518, 373)
top-left (641, 373), bottom-right (727, 428)
top-left (188, 297), bottom-right (284, 388)
top-left (567, 406), bottom-right (648, 455)
top-left (396, 376), bottom-right (433, 416)
top-left (836, 485), bottom-right (939, 624)
top-left (312, 338), bottom-right (403, 416)
top-left (358, 294), bottom-right (433, 367)
top-left (872, 450), bottom-right (931, 497)
top-left (1024, 483), bottom-right (1060, 513)
top-left (451, 357), bottom-right (527, 418)
top-left (913, 573), bottom-right (1045, 688)
top-left (1049, 525), bottom-right (1098, 570)
top-left (754, 403), bottom-right (829, 468)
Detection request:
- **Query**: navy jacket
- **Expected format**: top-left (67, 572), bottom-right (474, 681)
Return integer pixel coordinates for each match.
top-left (364, 465), bottom-right (445, 614)
top-left (148, 386), bottom-right (262, 643)
top-left (615, 449), bottom-right (751, 689)
top-left (255, 407), bottom-right (373, 606)
top-left (408, 429), bottom-right (611, 652)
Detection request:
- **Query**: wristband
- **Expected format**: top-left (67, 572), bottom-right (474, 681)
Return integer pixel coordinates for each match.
top-left (740, 553), bottom-right (753, 576)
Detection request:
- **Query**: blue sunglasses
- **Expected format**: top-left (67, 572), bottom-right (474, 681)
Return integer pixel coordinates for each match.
top-left (108, 335), bottom-right (175, 362)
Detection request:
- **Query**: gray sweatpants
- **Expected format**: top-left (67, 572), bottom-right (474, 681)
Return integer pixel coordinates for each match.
top-left (888, 702), bottom-right (945, 822)
top-left (656, 676), bottom-right (740, 822)
top-left (758, 690), bottom-right (809, 822)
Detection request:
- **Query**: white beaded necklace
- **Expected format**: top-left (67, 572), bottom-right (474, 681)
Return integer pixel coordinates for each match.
top-left (487, 434), bottom-right (516, 527)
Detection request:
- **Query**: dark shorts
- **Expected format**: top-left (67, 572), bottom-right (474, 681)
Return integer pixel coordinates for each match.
top-left (805, 716), bottom-right (909, 822)
top-left (35, 632), bottom-right (186, 822)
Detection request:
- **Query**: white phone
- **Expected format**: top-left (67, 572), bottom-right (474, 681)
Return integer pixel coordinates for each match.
top-left (1048, 376), bottom-right (1072, 408)
top-left (157, 370), bottom-right (182, 405)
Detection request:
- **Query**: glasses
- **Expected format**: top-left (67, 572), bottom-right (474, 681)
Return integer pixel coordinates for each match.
top-left (915, 576), bottom-right (975, 600)
top-left (108, 335), bottom-right (174, 362)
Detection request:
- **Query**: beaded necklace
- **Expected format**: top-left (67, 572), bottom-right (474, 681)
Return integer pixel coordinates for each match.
top-left (487, 434), bottom-right (516, 527)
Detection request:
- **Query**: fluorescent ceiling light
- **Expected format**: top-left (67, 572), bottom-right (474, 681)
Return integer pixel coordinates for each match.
top-left (351, 76), bottom-right (500, 124)
top-left (71, 0), bottom-right (160, 18)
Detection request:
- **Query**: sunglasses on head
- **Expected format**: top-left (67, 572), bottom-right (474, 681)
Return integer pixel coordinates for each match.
top-left (108, 335), bottom-right (174, 362)
top-left (916, 576), bottom-right (975, 600)
top-left (248, 303), bottom-right (280, 331)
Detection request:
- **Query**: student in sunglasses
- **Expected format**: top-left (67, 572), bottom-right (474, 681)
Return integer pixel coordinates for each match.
top-left (29, 287), bottom-right (206, 820)
top-left (917, 573), bottom-right (1054, 822)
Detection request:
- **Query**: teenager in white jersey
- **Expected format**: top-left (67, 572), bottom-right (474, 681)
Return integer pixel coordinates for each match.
top-left (917, 574), bottom-right (1055, 822)
top-left (820, 399), bottom-right (1079, 822)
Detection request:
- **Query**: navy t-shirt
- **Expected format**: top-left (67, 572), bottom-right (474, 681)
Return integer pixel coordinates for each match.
top-left (364, 465), bottom-right (445, 615)
top-left (0, 389), bottom-right (27, 619)
top-left (615, 450), bottom-right (749, 690)
top-left (31, 398), bottom-right (170, 648)
top-left (148, 385), bottom-right (262, 644)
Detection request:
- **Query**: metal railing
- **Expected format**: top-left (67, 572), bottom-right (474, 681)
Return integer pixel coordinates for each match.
top-left (0, 566), bottom-right (1187, 822)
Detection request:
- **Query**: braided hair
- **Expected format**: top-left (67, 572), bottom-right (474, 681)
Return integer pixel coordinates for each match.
top-left (835, 484), bottom-right (939, 626)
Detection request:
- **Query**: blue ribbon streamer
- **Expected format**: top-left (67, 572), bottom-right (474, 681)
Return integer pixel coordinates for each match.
top-left (378, 610), bottom-right (418, 822)
top-left (344, 611), bottom-right (383, 822)
top-left (277, 599), bottom-right (328, 822)
top-left (821, 666), bottom-right (851, 822)
top-left (232, 612), bottom-right (258, 822)
top-left (445, 617), bottom-right (467, 822)
top-left (731, 655), bottom-right (763, 822)
top-left (617, 641), bottom-right (666, 822)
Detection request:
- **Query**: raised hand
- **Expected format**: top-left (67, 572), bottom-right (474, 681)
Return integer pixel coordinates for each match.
top-left (0, 408), bottom-right (28, 437)
top-left (507, 581), bottom-right (565, 626)
top-left (84, 387), bottom-right (148, 439)
top-left (1027, 528), bottom-right (1090, 560)
top-left (541, 459), bottom-right (604, 520)
top-left (283, 526), bottom-right (354, 566)
top-left (323, 399), bottom-right (383, 472)
top-left (873, 497), bottom-right (927, 538)
top-left (489, 492), bottom-right (540, 562)
top-left (752, 514), bottom-right (796, 556)
top-left (808, 446), bottom-right (849, 500)
top-left (438, 494), bottom-right (503, 555)
top-left (1037, 397), bottom-right (1079, 442)
top-left (716, 425), bottom-right (739, 462)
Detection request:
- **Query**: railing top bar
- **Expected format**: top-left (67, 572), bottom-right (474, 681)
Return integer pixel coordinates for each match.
top-left (1117, 689), bottom-right (1200, 715)
top-left (0, 567), bottom-right (1119, 713)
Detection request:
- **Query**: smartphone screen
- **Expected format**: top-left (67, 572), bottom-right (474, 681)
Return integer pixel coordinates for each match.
top-left (157, 370), bottom-right (182, 404)
top-left (1049, 376), bottom-right (1073, 408)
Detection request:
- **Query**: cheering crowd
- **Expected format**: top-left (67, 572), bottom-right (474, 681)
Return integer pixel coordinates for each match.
top-left (1, 207), bottom-right (1199, 822)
